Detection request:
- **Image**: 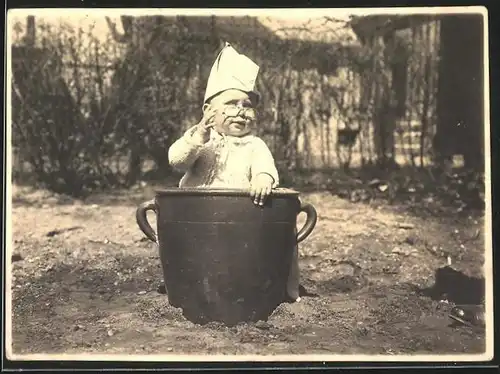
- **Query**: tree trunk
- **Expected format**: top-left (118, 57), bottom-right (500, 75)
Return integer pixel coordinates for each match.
top-left (434, 14), bottom-right (484, 170)
top-left (372, 35), bottom-right (397, 167)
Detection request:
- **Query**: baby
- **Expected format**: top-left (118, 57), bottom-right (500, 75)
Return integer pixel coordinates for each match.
top-left (167, 43), bottom-right (301, 302)
top-left (168, 43), bottom-right (278, 205)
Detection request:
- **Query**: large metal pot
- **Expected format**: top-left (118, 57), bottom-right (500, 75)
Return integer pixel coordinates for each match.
top-left (136, 187), bottom-right (317, 326)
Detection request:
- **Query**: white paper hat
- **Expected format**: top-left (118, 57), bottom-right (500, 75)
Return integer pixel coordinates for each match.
top-left (204, 42), bottom-right (260, 104)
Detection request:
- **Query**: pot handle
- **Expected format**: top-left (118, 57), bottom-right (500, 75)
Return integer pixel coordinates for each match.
top-left (136, 199), bottom-right (158, 244)
top-left (296, 202), bottom-right (317, 244)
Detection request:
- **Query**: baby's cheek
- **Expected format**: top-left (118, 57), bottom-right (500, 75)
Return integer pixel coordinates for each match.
top-left (214, 118), bottom-right (230, 134)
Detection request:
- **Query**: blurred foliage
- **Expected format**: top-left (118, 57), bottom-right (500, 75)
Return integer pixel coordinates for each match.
top-left (11, 20), bottom-right (129, 196)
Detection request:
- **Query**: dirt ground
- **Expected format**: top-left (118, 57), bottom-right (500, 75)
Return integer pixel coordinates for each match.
top-left (8, 182), bottom-right (488, 358)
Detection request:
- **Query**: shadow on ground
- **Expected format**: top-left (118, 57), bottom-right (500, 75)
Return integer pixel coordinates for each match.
top-left (417, 266), bottom-right (485, 305)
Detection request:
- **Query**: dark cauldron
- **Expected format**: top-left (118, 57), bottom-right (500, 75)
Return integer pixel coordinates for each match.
top-left (136, 187), bottom-right (317, 326)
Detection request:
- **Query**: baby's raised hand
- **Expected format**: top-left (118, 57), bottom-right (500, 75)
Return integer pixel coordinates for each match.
top-left (193, 108), bottom-right (217, 144)
top-left (250, 173), bottom-right (274, 206)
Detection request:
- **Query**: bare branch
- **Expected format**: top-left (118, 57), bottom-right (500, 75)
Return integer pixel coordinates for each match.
top-left (105, 16), bottom-right (131, 43)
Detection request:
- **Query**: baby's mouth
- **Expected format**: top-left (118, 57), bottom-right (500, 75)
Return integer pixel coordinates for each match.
top-left (232, 120), bottom-right (248, 129)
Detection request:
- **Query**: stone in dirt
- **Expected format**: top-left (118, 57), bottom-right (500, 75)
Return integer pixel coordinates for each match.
top-left (254, 321), bottom-right (272, 330)
top-left (11, 254), bottom-right (23, 262)
top-left (397, 223), bottom-right (415, 229)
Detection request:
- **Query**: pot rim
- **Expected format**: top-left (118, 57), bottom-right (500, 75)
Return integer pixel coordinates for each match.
top-left (155, 187), bottom-right (300, 197)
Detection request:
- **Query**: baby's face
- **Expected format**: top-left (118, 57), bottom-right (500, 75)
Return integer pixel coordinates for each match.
top-left (205, 89), bottom-right (257, 137)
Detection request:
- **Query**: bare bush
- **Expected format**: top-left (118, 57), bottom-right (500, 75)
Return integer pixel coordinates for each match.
top-left (11, 20), bottom-right (131, 195)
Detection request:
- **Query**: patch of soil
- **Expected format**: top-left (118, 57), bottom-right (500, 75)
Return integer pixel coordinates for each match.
top-left (8, 184), bottom-right (488, 357)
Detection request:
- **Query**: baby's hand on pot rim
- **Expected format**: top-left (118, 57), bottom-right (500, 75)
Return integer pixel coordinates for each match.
top-left (250, 173), bottom-right (274, 206)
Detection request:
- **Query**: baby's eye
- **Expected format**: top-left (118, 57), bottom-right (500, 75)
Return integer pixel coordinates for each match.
top-left (222, 105), bottom-right (240, 116)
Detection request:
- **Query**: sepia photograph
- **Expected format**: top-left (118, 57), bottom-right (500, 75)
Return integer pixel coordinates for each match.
top-left (5, 7), bottom-right (492, 362)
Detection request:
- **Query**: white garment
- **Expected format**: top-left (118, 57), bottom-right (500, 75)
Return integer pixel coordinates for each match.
top-left (168, 125), bottom-right (279, 188)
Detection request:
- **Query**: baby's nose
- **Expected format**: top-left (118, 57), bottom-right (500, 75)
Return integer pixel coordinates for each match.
top-left (239, 109), bottom-right (253, 119)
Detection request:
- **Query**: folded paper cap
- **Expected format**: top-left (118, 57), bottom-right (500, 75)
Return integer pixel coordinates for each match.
top-left (204, 42), bottom-right (260, 104)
